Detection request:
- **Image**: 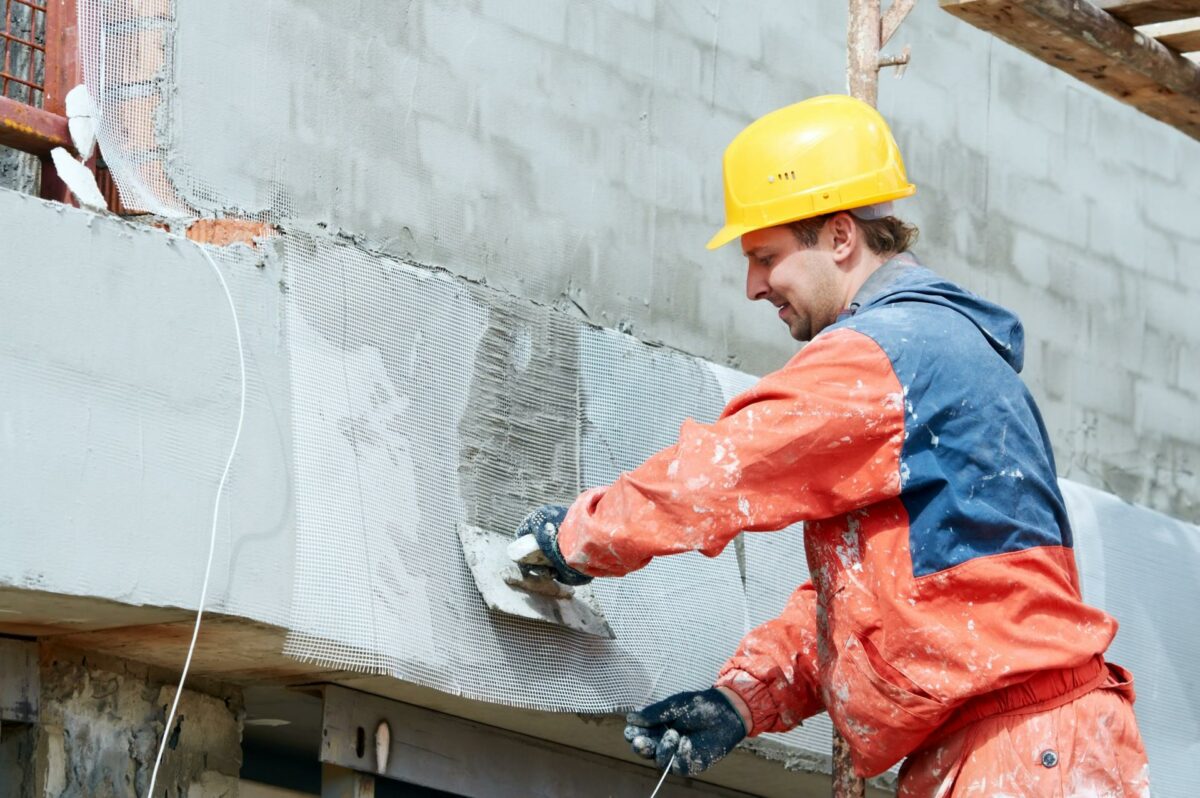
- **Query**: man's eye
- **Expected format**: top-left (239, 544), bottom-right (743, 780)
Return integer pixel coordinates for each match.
top-left (760, 257), bottom-right (774, 267)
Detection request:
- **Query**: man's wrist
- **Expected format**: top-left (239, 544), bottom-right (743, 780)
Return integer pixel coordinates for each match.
top-left (716, 685), bottom-right (753, 735)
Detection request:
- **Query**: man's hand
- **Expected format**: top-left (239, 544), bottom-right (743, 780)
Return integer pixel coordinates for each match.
top-left (624, 687), bottom-right (749, 776)
top-left (514, 504), bottom-right (593, 586)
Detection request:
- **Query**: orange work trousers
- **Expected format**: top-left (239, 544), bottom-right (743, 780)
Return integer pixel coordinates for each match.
top-left (898, 664), bottom-right (1149, 797)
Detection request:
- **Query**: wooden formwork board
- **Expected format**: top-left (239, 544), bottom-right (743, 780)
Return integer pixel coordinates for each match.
top-left (941, 0), bottom-right (1200, 141)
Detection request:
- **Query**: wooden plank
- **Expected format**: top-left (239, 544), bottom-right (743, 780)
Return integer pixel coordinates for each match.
top-left (320, 685), bottom-right (757, 798)
top-left (1097, 0), bottom-right (1200, 26)
top-left (940, 0), bottom-right (1200, 140)
top-left (1147, 17), bottom-right (1200, 52)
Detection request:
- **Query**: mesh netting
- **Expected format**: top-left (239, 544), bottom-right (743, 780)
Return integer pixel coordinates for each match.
top-left (77, 0), bottom-right (185, 216)
top-left (278, 233), bottom-right (822, 718)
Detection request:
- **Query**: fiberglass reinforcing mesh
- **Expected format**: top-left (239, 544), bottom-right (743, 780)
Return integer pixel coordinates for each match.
top-left (279, 234), bottom-right (823, 722)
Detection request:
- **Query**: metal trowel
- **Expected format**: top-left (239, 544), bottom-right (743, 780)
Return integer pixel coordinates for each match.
top-left (458, 522), bottom-right (615, 638)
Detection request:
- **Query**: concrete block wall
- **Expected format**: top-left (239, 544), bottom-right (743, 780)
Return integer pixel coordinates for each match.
top-left (80, 0), bottom-right (1200, 526)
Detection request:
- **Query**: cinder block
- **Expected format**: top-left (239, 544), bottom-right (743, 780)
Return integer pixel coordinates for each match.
top-left (1142, 182), bottom-right (1200, 246)
top-left (1087, 200), bottom-right (1146, 276)
top-left (408, 59), bottom-right (476, 130)
top-left (994, 58), bottom-right (1066, 137)
top-left (416, 116), bottom-right (503, 195)
top-left (565, 1), bottom-right (597, 54)
top-left (1010, 228), bottom-right (1052, 291)
top-left (1176, 343), bottom-right (1200, 398)
top-left (658, 1), bottom-right (721, 45)
top-left (422, 4), bottom-right (545, 92)
top-left (1143, 278), bottom-right (1200, 342)
top-left (1041, 342), bottom-right (1134, 419)
top-left (587, 3), bottom-right (657, 79)
top-left (1133, 380), bottom-right (1197, 439)
top-left (648, 28), bottom-right (705, 95)
top-left (987, 110), bottom-right (1053, 182)
top-left (479, 0), bottom-right (569, 44)
top-left (996, 172), bottom-right (1078, 244)
top-left (602, 0), bottom-right (656, 22)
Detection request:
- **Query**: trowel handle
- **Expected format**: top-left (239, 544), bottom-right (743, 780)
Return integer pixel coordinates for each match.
top-left (507, 534), bottom-right (551, 566)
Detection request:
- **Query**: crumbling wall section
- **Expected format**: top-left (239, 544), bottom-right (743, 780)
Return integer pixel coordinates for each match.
top-left (33, 647), bottom-right (242, 798)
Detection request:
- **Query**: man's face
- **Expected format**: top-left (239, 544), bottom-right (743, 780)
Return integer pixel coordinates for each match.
top-left (741, 224), bottom-right (846, 342)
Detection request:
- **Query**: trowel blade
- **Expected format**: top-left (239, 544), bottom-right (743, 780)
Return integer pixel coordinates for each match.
top-left (457, 522), bottom-right (615, 639)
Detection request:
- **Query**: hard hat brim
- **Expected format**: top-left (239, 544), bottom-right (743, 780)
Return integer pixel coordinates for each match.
top-left (705, 224), bottom-right (746, 251)
top-left (705, 184), bottom-right (917, 251)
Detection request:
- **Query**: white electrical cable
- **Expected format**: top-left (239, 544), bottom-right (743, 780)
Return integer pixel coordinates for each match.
top-left (146, 241), bottom-right (247, 796)
top-left (648, 753), bottom-right (675, 798)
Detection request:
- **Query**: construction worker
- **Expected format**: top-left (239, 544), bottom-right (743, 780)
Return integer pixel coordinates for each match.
top-left (518, 95), bottom-right (1150, 795)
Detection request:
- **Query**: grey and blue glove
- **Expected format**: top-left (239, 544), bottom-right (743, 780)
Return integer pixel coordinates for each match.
top-left (514, 504), bottom-right (593, 586)
top-left (624, 688), bottom-right (748, 775)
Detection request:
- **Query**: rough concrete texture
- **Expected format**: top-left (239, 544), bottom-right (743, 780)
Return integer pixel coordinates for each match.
top-left (0, 721), bottom-right (37, 798)
top-left (0, 146), bottom-right (39, 195)
top-left (458, 294), bottom-right (581, 535)
top-left (33, 646), bottom-right (242, 797)
top-left (0, 189), bottom-right (294, 627)
top-left (147, 0), bottom-right (1200, 522)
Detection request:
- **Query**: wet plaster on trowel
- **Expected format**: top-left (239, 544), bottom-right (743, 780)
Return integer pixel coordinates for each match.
top-left (33, 646), bottom-right (242, 798)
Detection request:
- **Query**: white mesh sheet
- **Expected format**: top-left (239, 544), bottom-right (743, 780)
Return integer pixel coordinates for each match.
top-left (1062, 480), bottom-right (1200, 798)
top-left (78, 0), bottom-right (187, 217)
top-left (279, 234), bottom-right (820, 718)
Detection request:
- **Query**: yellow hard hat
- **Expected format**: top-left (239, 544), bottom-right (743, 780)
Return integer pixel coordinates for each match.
top-left (706, 95), bottom-right (916, 250)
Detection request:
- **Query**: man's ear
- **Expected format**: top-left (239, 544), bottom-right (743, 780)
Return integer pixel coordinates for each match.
top-left (827, 212), bottom-right (857, 264)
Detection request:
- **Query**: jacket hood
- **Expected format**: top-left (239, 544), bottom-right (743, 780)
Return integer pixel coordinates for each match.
top-left (851, 256), bottom-right (1025, 372)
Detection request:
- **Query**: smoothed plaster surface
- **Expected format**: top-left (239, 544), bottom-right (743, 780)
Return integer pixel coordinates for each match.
top-left (0, 188), bottom-right (293, 626)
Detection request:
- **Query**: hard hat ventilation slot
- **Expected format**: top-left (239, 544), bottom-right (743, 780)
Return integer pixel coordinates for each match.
top-left (773, 171), bottom-right (796, 182)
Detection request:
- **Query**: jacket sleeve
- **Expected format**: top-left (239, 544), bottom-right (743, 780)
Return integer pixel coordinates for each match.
top-left (715, 582), bottom-right (823, 734)
top-left (556, 327), bottom-right (905, 577)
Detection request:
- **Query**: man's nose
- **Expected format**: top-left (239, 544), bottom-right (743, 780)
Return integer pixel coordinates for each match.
top-left (745, 263), bottom-right (770, 302)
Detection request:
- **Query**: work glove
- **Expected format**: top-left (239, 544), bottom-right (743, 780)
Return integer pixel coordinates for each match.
top-left (624, 688), bottom-right (748, 776)
top-left (514, 504), bottom-right (593, 586)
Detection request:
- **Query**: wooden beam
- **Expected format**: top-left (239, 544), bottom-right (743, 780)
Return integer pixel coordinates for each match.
top-left (940, 0), bottom-right (1200, 140)
top-left (1097, 0), bottom-right (1200, 26)
top-left (848, 0), bottom-right (883, 105)
top-left (882, 0), bottom-right (917, 45)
